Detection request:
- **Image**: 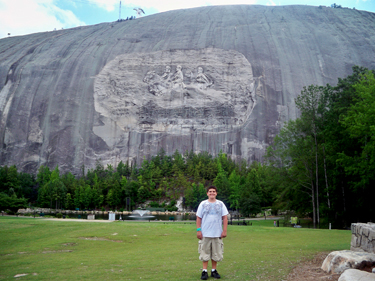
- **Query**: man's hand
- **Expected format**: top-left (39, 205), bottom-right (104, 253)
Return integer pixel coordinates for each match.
top-left (221, 215), bottom-right (228, 238)
top-left (196, 216), bottom-right (203, 240)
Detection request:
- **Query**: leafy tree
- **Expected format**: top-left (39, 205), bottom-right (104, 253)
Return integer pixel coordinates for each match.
top-left (340, 70), bottom-right (375, 187)
top-left (117, 161), bottom-right (131, 178)
top-left (267, 119), bottom-right (318, 225)
top-left (4, 165), bottom-right (20, 195)
top-left (37, 185), bottom-right (51, 208)
top-left (295, 85), bottom-right (324, 225)
top-left (47, 166), bottom-right (67, 209)
top-left (18, 172), bottom-right (36, 200)
top-left (36, 165), bottom-right (51, 188)
top-left (228, 170), bottom-right (241, 211)
top-left (61, 172), bottom-right (76, 195)
top-left (137, 175), bottom-right (150, 202)
top-left (185, 183), bottom-right (206, 211)
top-left (0, 192), bottom-right (28, 211)
top-left (239, 193), bottom-right (261, 217)
top-left (172, 150), bottom-right (185, 171)
top-left (213, 162), bottom-right (230, 205)
top-left (65, 193), bottom-right (74, 210)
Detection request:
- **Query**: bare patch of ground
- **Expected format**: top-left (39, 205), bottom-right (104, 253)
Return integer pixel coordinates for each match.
top-left (61, 243), bottom-right (76, 246)
top-left (78, 237), bottom-right (123, 242)
top-left (287, 252), bottom-right (341, 281)
top-left (42, 250), bottom-right (73, 254)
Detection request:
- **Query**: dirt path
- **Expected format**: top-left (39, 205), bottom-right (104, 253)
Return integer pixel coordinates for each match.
top-left (287, 252), bottom-right (340, 281)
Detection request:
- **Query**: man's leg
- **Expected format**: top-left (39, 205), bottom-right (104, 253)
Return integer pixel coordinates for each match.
top-left (199, 238), bottom-right (210, 280)
top-left (210, 259), bottom-right (221, 278)
top-left (210, 238), bottom-right (223, 279)
top-left (211, 259), bottom-right (217, 270)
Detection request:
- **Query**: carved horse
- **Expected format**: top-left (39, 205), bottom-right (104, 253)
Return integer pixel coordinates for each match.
top-left (143, 71), bottom-right (170, 96)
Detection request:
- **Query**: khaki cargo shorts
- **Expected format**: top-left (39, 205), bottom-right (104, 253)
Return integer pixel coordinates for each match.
top-left (198, 237), bottom-right (224, 262)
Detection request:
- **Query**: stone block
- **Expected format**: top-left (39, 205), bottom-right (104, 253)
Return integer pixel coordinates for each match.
top-left (338, 269), bottom-right (375, 281)
top-left (369, 230), bottom-right (375, 241)
top-left (351, 235), bottom-right (360, 248)
top-left (351, 223), bottom-right (375, 254)
top-left (358, 225), bottom-right (363, 236)
top-left (364, 226), bottom-right (370, 237)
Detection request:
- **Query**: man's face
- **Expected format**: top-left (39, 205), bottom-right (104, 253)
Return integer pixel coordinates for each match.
top-left (207, 188), bottom-right (217, 200)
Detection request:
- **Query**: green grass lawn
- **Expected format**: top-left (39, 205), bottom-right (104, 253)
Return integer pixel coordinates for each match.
top-left (0, 217), bottom-right (351, 280)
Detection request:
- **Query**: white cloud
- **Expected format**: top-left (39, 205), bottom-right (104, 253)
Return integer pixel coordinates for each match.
top-left (88, 0), bottom-right (118, 12)
top-left (0, 0), bottom-right (85, 38)
top-left (266, 0), bottom-right (277, 6)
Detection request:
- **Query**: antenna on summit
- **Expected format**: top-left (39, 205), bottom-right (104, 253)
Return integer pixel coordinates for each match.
top-left (119, 1), bottom-right (121, 21)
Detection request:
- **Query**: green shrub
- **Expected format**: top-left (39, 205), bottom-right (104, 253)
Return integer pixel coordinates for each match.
top-left (0, 193), bottom-right (28, 212)
top-left (165, 205), bottom-right (178, 212)
top-left (149, 202), bottom-right (161, 208)
top-left (56, 213), bottom-right (63, 218)
top-left (165, 200), bottom-right (177, 212)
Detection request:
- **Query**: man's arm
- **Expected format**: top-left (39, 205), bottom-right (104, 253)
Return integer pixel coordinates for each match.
top-left (196, 216), bottom-right (203, 239)
top-left (221, 215), bottom-right (228, 238)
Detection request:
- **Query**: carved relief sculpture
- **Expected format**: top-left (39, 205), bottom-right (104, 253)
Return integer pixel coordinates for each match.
top-left (94, 48), bottom-right (264, 148)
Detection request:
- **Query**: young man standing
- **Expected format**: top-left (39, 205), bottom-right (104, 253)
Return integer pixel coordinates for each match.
top-left (196, 186), bottom-right (229, 280)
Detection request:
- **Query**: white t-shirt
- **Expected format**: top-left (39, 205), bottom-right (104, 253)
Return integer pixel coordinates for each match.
top-left (196, 199), bottom-right (229, 238)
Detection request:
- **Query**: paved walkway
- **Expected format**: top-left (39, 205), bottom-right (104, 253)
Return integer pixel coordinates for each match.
top-left (43, 218), bottom-right (114, 222)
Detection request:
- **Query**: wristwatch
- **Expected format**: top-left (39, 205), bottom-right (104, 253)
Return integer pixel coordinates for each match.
top-left (197, 228), bottom-right (201, 231)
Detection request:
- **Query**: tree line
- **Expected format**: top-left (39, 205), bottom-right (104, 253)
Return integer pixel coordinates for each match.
top-left (0, 150), bottom-right (272, 216)
top-left (266, 66), bottom-right (375, 228)
top-left (1, 66), bottom-right (374, 228)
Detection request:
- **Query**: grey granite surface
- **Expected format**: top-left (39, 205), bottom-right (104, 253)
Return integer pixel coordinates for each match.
top-left (1, 5), bottom-right (375, 173)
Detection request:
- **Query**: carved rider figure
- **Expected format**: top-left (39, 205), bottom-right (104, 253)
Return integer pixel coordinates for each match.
top-left (196, 67), bottom-right (213, 90)
top-left (162, 65), bottom-right (172, 81)
top-left (172, 65), bottom-right (186, 89)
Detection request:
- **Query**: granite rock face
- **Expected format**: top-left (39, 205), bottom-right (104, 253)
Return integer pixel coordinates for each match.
top-left (321, 250), bottom-right (375, 274)
top-left (1, 5), bottom-right (375, 173)
top-left (351, 223), bottom-right (375, 254)
top-left (338, 269), bottom-right (375, 281)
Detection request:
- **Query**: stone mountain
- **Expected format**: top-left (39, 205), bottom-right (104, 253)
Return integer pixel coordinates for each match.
top-left (1, 5), bottom-right (375, 174)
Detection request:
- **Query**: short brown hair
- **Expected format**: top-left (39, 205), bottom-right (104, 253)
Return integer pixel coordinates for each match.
top-left (206, 185), bottom-right (217, 192)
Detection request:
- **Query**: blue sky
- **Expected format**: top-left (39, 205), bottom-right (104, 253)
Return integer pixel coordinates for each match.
top-left (0, 0), bottom-right (374, 38)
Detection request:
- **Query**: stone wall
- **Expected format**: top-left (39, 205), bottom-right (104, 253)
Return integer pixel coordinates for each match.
top-left (351, 223), bottom-right (375, 254)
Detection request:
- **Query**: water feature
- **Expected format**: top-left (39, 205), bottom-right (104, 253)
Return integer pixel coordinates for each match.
top-left (127, 209), bottom-right (155, 220)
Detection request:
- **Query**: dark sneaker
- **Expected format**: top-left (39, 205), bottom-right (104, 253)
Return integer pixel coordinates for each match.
top-left (211, 269), bottom-right (221, 279)
top-left (201, 271), bottom-right (208, 280)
